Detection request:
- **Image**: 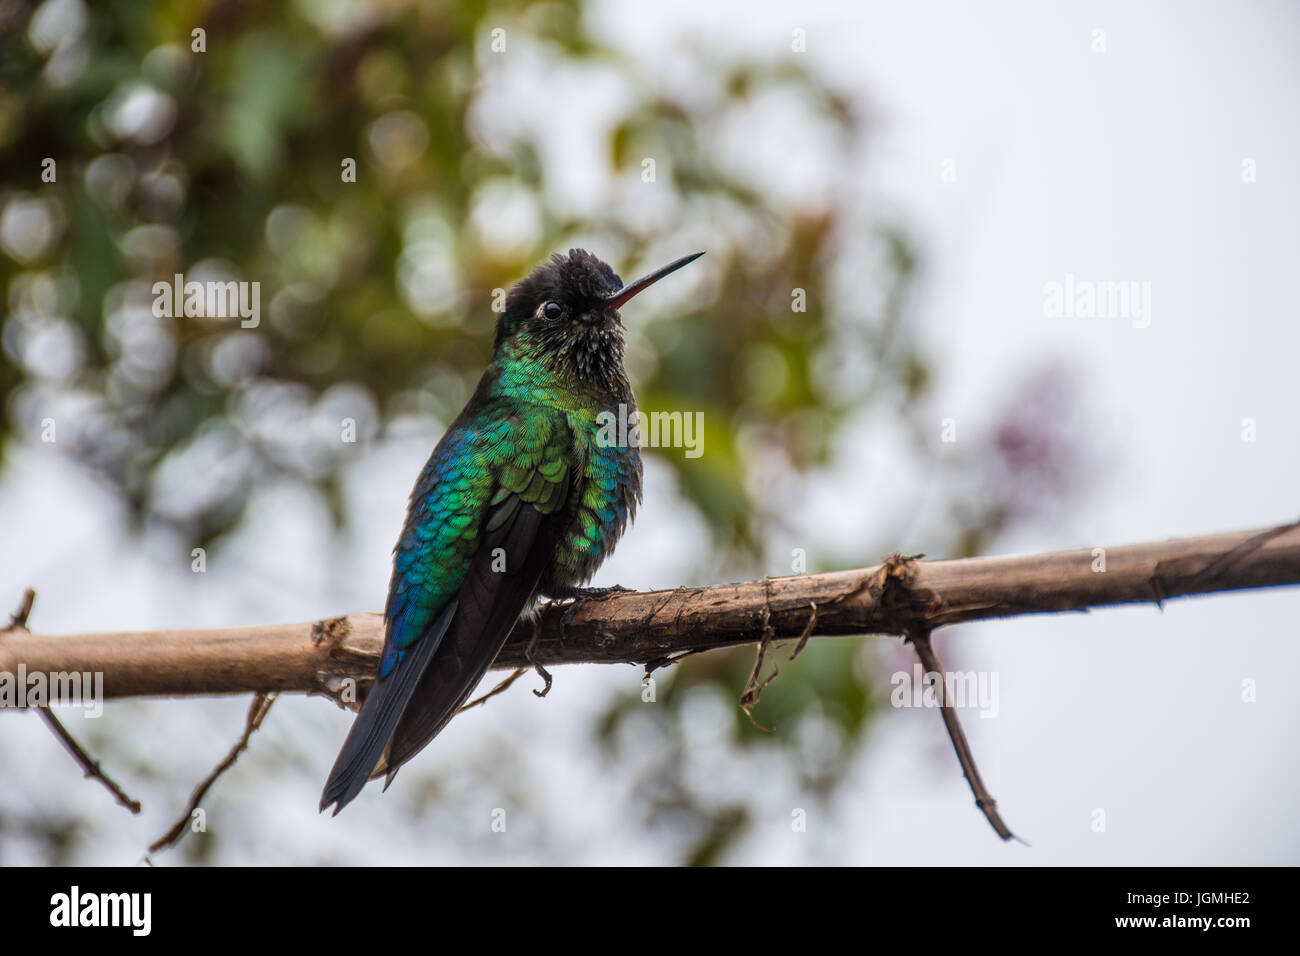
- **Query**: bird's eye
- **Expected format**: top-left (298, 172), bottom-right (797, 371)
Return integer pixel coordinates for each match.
top-left (543, 301), bottom-right (563, 320)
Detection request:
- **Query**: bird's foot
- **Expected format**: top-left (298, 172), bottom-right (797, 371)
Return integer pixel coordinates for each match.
top-left (524, 618), bottom-right (553, 699)
top-left (558, 597), bottom-right (584, 641)
top-left (527, 587), bottom-right (633, 698)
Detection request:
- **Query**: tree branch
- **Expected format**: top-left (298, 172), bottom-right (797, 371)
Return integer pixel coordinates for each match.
top-left (2, 523), bottom-right (1297, 704)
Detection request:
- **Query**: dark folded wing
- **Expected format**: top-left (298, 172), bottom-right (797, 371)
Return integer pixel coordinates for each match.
top-left (320, 404), bottom-right (572, 814)
top-left (376, 480), bottom-right (563, 780)
top-left (319, 598), bottom-right (458, 814)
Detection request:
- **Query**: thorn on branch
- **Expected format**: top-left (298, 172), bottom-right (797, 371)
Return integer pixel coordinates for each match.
top-left (146, 692), bottom-right (277, 859)
top-left (5, 588), bottom-right (36, 631)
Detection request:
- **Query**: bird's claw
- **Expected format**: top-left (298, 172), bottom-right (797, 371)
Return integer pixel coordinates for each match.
top-left (525, 618), bottom-right (554, 698)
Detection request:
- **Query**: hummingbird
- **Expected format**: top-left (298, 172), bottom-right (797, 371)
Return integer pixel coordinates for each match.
top-left (320, 248), bottom-right (704, 814)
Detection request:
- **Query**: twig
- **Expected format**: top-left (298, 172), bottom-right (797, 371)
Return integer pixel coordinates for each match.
top-left (36, 708), bottom-right (142, 814)
top-left (906, 628), bottom-right (1019, 842)
top-left (7, 588), bottom-right (142, 814)
top-left (738, 578), bottom-right (778, 730)
top-left (457, 667), bottom-right (527, 713)
top-left (641, 647), bottom-right (706, 677)
top-left (146, 693), bottom-right (277, 856)
top-left (736, 601), bottom-right (817, 726)
top-left (788, 602), bottom-right (817, 661)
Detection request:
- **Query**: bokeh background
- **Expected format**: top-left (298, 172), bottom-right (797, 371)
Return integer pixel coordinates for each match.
top-left (1, 0), bottom-right (1297, 865)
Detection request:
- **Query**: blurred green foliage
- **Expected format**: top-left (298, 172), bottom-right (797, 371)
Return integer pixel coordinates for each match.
top-left (2, 0), bottom-right (913, 551)
top-left (1, 0), bottom-right (1084, 864)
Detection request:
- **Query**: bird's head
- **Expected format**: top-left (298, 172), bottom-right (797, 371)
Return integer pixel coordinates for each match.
top-left (495, 248), bottom-right (703, 393)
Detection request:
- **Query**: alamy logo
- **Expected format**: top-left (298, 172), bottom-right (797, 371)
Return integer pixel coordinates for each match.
top-left (595, 403), bottom-right (704, 459)
top-left (152, 273), bottom-right (260, 327)
top-left (1042, 274), bottom-right (1151, 328)
top-left (890, 664), bottom-right (999, 718)
top-left (0, 666), bottom-right (104, 717)
top-left (49, 886), bottom-right (151, 936)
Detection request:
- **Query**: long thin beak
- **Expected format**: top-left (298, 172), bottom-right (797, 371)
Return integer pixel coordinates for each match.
top-left (602, 251), bottom-right (705, 311)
